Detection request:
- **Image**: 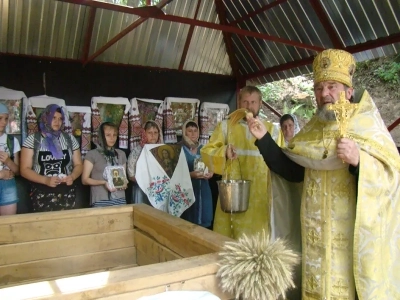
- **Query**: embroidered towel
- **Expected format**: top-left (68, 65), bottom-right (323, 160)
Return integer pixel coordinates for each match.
top-left (136, 144), bottom-right (195, 217)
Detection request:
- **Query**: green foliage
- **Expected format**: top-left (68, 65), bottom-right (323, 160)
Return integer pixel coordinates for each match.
top-left (356, 59), bottom-right (373, 70)
top-left (258, 76), bottom-right (316, 122)
top-left (295, 105), bottom-right (316, 120)
top-left (375, 61), bottom-right (400, 85)
top-left (298, 81), bottom-right (314, 96)
top-left (283, 103), bottom-right (304, 115)
top-left (138, 0), bottom-right (161, 5)
top-left (259, 82), bottom-right (285, 103)
top-left (110, 0), bottom-right (129, 5)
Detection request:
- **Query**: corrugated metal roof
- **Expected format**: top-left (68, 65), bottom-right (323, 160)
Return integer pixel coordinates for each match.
top-left (228, 0), bottom-right (400, 85)
top-left (1, 0), bottom-right (399, 84)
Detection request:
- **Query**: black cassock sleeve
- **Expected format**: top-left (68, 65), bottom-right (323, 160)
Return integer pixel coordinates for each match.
top-left (255, 132), bottom-right (360, 184)
top-left (254, 132), bottom-right (305, 182)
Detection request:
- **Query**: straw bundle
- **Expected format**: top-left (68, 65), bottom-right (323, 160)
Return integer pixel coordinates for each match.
top-left (217, 230), bottom-right (300, 300)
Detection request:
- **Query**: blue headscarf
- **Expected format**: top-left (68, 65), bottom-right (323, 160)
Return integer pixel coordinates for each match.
top-left (39, 104), bottom-right (65, 159)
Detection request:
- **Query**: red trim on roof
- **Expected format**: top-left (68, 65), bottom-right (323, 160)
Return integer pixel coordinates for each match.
top-left (59, 0), bottom-right (324, 52)
top-left (215, 0), bottom-right (239, 77)
top-left (179, 0), bottom-right (202, 71)
top-left (309, 0), bottom-right (343, 49)
top-left (81, 6), bottom-right (96, 62)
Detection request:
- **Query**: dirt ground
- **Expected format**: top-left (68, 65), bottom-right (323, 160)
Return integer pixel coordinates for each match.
top-left (353, 57), bottom-right (400, 147)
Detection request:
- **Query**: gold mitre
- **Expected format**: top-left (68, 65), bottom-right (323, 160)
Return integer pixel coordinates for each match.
top-left (313, 49), bottom-right (356, 87)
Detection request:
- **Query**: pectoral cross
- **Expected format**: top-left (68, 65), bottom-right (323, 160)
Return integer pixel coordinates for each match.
top-left (327, 91), bottom-right (358, 138)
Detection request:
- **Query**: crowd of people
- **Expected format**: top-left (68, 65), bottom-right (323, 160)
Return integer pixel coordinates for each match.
top-left (1, 48), bottom-right (399, 298)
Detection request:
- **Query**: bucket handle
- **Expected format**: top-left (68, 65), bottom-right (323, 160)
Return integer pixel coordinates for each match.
top-left (224, 147), bottom-right (242, 181)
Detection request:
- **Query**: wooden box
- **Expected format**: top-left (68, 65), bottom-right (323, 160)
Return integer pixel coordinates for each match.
top-left (0, 204), bottom-right (233, 299)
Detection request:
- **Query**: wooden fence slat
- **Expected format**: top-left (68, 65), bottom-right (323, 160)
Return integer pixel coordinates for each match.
top-left (0, 230), bottom-right (135, 265)
top-left (0, 212), bottom-right (133, 244)
top-left (0, 205), bottom-right (135, 225)
top-left (132, 204), bottom-right (231, 257)
top-left (134, 229), bottom-right (181, 266)
top-left (0, 247), bottom-right (136, 286)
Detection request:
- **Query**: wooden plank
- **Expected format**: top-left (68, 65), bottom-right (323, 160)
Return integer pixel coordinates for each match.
top-left (1, 263), bottom-right (139, 290)
top-left (0, 205), bottom-right (135, 225)
top-left (0, 230), bottom-right (135, 265)
top-left (0, 247), bottom-right (136, 286)
top-left (0, 212), bottom-right (133, 244)
top-left (0, 253), bottom-right (231, 300)
top-left (134, 229), bottom-right (181, 266)
top-left (97, 274), bottom-right (231, 300)
top-left (132, 204), bottom-right (232, 257)
top-left (136, 249), bottom-right (158, 266)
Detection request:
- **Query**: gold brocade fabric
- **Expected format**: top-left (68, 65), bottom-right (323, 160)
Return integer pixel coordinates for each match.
top-left (302, 167), bottom-right (357, 300)
top-left (285, 90), bottom-right (400, 299)
top-left (201, 119), bottom-right (284, 239)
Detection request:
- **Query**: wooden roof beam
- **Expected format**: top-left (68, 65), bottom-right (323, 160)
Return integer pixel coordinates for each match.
top-left (243, 56), bottom-right (314, 81)
top-left (387, 117), bottom-right (400, 132)
top-left (83, 0), bottom-right (172, 65)
top-left (81, 6), bottom-right (96, 62)
top-left (179, 0), bottom-right (202, 71)
top-left (345, 32), bottom-right (400, 54)
top-left (58, 0), bottom-right (324, 52)
top-left (215, 0), bottom-right (239, 77)
top-left (238, 34), bottom-right (265, 70)
top-left (309, 0), bottom-right (343, 49)
top-left (160, 14), bottom-right (323, 51)
top-left (243, 32), bottom-right (400, 81)
top-left (229, 0), bottom-right (288, 26)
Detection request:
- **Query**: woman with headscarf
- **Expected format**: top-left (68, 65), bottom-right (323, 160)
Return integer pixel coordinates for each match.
top-left (179, 120), bottom-right (213, 228)
top-left (82, 122), bottom-right (127, 207)
top-left (127, 120), bottom-right (162, 204)
top-left (0, 103), bottom-right (21, 215)
top-left (20, 104), bottom-right (83, 212)
top-left (279, 114), bottom-right (300, 146)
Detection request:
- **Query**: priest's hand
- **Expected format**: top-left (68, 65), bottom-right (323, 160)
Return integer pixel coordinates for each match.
top-left (337, 138), bottom-right (359, 166)
top-left (226, 144), bottom-right (237, 160)
top-left (246, 116), bottom-right (267, 140)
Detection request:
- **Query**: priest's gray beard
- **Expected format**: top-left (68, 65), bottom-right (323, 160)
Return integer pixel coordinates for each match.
top-left (316, 105), bottom-right (336, 121)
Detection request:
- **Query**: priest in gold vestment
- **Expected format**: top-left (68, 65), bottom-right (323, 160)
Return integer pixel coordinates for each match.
top-left (201, 86), bottom-right (284, 239)
top-left (247, 49), bottom-right (400, 300)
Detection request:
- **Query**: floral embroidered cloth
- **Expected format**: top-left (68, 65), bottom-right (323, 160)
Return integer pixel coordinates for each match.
top-left (136, 144), bottom-right (195, 217)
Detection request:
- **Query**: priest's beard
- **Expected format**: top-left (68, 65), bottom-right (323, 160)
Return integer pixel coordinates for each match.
top-left (316, 105), bottom-right (336, 121)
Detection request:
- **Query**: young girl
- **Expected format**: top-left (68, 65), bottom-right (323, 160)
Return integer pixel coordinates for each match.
top-left (0, 103), bottom-right (20, 215)
top-left (82, 122), bottom-right (127, 207)
top-left (20, 104), bottom-right (83, 212)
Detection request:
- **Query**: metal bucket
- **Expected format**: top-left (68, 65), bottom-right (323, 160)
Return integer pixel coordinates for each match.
top-left (217, 180), bottom-right (251, 213)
